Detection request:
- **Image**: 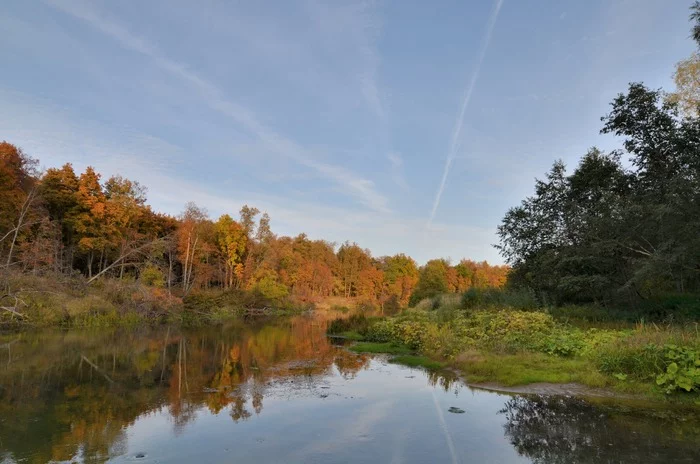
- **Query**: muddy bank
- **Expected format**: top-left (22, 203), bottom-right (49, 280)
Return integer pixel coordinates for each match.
top-left (466, 381), bottom-right (642, 399)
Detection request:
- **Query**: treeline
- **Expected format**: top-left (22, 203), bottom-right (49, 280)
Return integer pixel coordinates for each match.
top-left (497, 4), bottom-right (700, 306)
top-left (0, 142), bottom-right (507, 310)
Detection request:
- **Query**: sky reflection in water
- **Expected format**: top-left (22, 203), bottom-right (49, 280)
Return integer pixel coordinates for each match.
top-left (1, 316), bottom-right (698, 463)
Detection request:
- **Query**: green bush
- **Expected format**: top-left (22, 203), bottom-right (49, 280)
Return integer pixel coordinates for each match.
top-left (139, 265), bottom-right (165, 288)
top-left (456, 310), bottom-right (555, 352)
top-left (253, 275), bottom-right (289, 301)
top-left (656, 345), bottom-right (700, 393)
top-left (538, 328), bottom-right (587, 356)
top-left (595, 343), bottom-right (665, 381)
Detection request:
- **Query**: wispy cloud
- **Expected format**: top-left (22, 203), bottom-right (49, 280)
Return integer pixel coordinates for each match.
top-left (388, 151), bottom-right (408, 190)
top-left (305, 0), bottom-right (405, 190)
top-left (305, 0), bottom-right (385, 120)
top-left (2, 86), bottom-right (502, 264)
top-left (428, 0), bottom-right (504, 225)
top-left (46, 0), bottom-right (390, 213)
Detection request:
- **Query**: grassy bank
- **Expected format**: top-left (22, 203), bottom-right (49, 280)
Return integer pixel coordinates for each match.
top-left (0, 272), bottom-right (310, 329)
top-left (328, 295), bottom-right (700, 401)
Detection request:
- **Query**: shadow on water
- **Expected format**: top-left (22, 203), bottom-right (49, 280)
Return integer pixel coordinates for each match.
top-left (0, 315), bottom-right (698, 463)
top-left (500, 395), bottom-right (700, 464)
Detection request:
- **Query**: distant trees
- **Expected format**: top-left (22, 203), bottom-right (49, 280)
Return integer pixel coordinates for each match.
top-left (0, 142), bottom-right (38, 266)
top-left (409, 259), bottom-right (508, 306)
top-left (410, 259), bottom-right (450, 305)
top-left (0, 138), bottom-right (507, 309)
top-left (337, 242), bottom-right (371, 298)
top-left (214, 214), bottom-right (247, 289)
top-left (382, 254), bottom-right (419, 306)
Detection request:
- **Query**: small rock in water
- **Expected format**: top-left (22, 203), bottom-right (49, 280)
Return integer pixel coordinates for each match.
top-left (448, 407), bottom-right (465, 414)
top-left (135, 452), bottom-right (147, 459)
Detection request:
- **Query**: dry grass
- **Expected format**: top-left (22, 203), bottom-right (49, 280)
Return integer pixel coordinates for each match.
top-left (315, 296), bottom-right (357, 312)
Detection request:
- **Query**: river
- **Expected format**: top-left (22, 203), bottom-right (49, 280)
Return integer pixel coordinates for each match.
top-left (1, 315), bottom-right (698, 463)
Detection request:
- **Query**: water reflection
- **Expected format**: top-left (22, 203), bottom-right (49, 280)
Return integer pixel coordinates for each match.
top-left (1, 317), bottom-right (699, 464)
top-left (500, 395), bottom-right (700, 464)
top-left (0, 316), bottom-right (373, 463)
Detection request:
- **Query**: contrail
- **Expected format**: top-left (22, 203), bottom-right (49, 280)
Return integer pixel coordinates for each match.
top-left (431, 388), bottom-right (459, 464)
top-left (428, 0), bottom-right (504, 225)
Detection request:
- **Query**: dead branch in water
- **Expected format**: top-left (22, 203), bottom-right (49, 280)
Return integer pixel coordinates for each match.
top-left (81, 355), bottom-right (115, 384)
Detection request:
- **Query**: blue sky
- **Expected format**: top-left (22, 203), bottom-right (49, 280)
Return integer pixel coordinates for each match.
top-left (0, 0), bottom-right (694, 264)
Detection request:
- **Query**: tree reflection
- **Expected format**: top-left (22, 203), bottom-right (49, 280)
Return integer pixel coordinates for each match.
top-left (499, 395), bottom-right (700, 464)
top-left (0, 316), bottom-right (369, 463)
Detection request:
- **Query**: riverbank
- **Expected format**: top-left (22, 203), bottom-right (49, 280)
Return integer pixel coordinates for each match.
top-left (330, 305), bottom-right (700, 403)
top-left (0, 272), bottom-right (311, 329)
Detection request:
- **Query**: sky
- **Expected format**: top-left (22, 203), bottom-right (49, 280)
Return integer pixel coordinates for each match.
top-left (0, 0), bottom-right (695, 264)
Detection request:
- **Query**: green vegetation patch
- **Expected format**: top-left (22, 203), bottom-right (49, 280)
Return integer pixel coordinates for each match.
top-left (349, 342), bottom-right (413, 355)
top-left (390, 355), bottom-right (445, 370)
top-left (350, 301), bottom-right (700, 398)
top-left (455, 351), bottom-right (609, 388)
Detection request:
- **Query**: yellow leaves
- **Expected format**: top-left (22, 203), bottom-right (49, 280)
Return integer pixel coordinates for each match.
top-left (234, 263), bottom-right (244, 280)
top-left (230, 345), bottom-right (240, 362)
top-left (670, 51), bottom-right (700, 117)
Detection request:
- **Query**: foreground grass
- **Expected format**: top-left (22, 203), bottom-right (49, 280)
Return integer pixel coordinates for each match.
top-left (454, 350), bottom-right (608, 387)
top-left (329, 304), bottom-right (700, 400)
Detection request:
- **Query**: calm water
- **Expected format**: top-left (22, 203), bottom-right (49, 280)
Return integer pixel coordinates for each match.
top-left (1, 316), bottom-right (699, 464)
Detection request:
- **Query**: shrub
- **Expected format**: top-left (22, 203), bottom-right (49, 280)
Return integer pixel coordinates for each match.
top-left (364, 319), bottom-right (393, 342)
top-left (595, 343), bottom-right (665, 381)
top-left (139, 265), bottom-right (165, 288)
top-left (655, 345), bottom-right (700, 393)
top-left (538, 328), bottom-right (588, 356)
top-left (253, 275), bottom-right (289, 301)
top-left (421, 323), bottom-right (465, 359)
top-left (458, 310), bottom-right (556, 352)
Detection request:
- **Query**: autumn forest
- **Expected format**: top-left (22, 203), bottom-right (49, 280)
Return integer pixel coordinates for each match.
top-left (0, 142), bottom-right (508, 323)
